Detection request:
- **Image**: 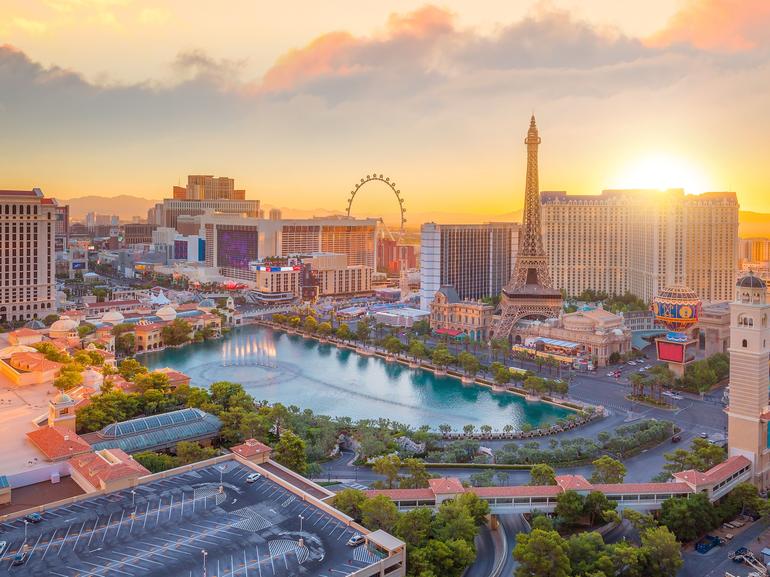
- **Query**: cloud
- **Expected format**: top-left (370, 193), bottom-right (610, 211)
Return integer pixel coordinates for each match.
top-left (648, 0), bottom-right (770, 52)
top-left (12, 17), bottom-right (49, 35)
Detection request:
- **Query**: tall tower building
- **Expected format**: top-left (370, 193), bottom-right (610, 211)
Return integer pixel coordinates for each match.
top-left (418, 222), bottom-right (519, 311)
top-left (494, 116), bottom-right (562, 338)
top-left (0, 188), bottom-right (56, 324)
top-left (541, 190), bottom-right (738, 303)
top-left (727, 271), bottom-right (770, 490)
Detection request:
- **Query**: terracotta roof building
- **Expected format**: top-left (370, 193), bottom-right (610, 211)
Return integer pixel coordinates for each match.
top-left (69, 449), bottom-right (150, 492)
top-left (26, 426), bottom-right (92, 462)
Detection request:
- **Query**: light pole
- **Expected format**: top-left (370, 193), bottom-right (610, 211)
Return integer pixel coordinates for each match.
top-left (219, 465), bottom-right (226, 490)
top-left (298, 514), bottom-right (304, 533)
top-left (131, 490), bottom-right (136, 507)
top-left (23, 519), bottom-right (28, 542)
top-left (202, 549), bottom-right (208, 577)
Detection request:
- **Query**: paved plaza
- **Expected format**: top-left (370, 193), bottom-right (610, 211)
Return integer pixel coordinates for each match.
top-left (0, 461), bottom-right (384, 577)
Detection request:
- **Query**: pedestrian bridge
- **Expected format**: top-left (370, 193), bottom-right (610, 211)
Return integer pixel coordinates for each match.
top-left (366, 456), bottom-right (753, 514)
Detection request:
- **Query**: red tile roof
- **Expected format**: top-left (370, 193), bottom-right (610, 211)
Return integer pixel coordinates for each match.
top-left (231, 439), bottom-right (272, 458)
top-left (9, 351), bottom-right (63, 373)
top-left (69, 449), bottom-right (149, 488)
top-left (0, 189), bottom-right (37, 196)
top-left (591, 482), bottom-right (692, 494)
top-left (555, 475), bottom-right (593, 491)
top-left (473, 485), bottom-right (563, 497)
top-left (364, 488), bottom-right (436, 500)
top-left (85, 300), bottom-right (141, 309)
top-left (429, 477), bottom-right (466, 494)
top-left (703, 455), bottom-right (751, 483)
top-left (27, 427), bottom-right (92, 461)
top-left (9, 328), bottom-right (41, 337)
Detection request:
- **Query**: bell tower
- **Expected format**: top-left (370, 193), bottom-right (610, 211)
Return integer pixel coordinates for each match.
top-left (48, 392), bottom-right (77, 431)
top-left (727, 271), bottom-right (770, 490)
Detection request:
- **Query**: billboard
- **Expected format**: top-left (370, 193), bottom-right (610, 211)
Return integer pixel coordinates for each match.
top-left (71, 261), bottom-right (86, 270)
top-left (656, 340), bottom-right (685, 363)
top-left (217, 226), bottom-right (258, 270)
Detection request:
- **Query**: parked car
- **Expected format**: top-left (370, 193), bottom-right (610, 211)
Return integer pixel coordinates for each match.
top-left (0, 541), bottom-right (6, 556)
top-left (670, 393), bottom-right (683, 400)
top-left (24, 513), bottom-right (42, 523)
top-left (628, 361), bottom-right (637, 366)
top-left (245, 473), bottom-right (261, 483)
top-left (671, 433), bottom-right (682, 443)
top-left (11, 552), bottom-right (26, 566)
top-left (347, 534), bottom-right (366, 547)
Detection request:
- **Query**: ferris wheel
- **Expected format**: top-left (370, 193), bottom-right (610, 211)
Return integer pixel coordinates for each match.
top-left (345, 174), bottom-right (406, 241)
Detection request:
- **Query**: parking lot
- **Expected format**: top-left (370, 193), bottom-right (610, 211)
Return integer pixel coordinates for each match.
top-left (0, 461), bottom-right (384, 576)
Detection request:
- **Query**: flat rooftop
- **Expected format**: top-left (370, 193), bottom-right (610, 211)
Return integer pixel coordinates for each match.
top-left (0, 477), bottom-right (83, 514)
top-left (0, 460), bottom-right (388, 577)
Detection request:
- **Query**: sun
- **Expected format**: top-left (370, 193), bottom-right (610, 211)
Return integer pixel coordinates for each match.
top-left (611, 154), bottom-right (712, 194)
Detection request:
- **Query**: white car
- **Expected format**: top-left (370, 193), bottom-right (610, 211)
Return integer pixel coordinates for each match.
top-left (347, 534), bottom-right (366, 547)
top-left (670, 393), bottom-right (683, 400)
top-left (662, 391), bottom-right (673, 397)
top-left (246, 473), bottom-right (261, 483)
top-left (627, 361), bottom-right (636, 366)
top-left (607, 372), bottom-right (615, 377)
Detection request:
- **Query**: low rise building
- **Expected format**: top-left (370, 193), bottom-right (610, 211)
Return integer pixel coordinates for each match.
top-left (513, 306), bottom-right (632, 367)
top-left (429, 285), bottom-right (495, 342)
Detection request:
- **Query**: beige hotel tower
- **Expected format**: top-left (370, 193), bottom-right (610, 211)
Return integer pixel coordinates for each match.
top-left (727, 271), bottom-right (770, 490)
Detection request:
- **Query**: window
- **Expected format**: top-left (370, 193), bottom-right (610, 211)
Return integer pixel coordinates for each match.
top-left (742, 339), bottom-right (748, 348)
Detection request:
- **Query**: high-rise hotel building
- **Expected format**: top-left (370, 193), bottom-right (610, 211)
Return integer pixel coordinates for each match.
top-left (0, 188), bottom-right (56, 323)
top-left (541, 189), bottom-right (738, 303)
top-left (200, 214), bottom-right (377, 281)
top-left (419, 222), bottom-right (520, 310)
top-left (162, 175), bottom-right (259, 229)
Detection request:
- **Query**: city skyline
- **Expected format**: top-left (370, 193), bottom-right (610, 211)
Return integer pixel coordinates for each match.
top-left (1, 0), bottom-right (770, 217)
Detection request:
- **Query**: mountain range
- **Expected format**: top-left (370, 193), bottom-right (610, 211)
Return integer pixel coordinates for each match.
top-left (59, 195), bottom-right (770, 237)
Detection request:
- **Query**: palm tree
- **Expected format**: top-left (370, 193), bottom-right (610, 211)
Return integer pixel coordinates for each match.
top-left (480, 424), bottom-right (493, 436)
top-left (503, 424), bottom-right (514, 436)
top-left (438, 423), bottom-right (452, 436)
top-left (463, 424), bottom-right (476, 437)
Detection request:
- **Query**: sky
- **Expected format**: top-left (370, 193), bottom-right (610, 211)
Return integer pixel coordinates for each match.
top-left (1, 0), bottom-right (769, 221)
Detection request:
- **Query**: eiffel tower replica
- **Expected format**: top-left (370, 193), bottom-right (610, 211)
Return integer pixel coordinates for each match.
top-left (493, 115), bottom-right (563, 340)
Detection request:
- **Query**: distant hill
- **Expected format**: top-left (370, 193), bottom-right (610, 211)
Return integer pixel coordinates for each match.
top-left (60, 195), bottom-right (159, 220)
top-left (55, 194), bottom-right (769, 237)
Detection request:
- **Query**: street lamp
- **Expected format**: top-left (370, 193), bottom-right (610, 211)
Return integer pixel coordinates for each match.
top-left (202, 549), bottom-right (208, 577)
top-left (23, 519), bottom-right (28, 542)
top-left (298, 514), bottom-right (304, 533)
top-left (131, 490), bottom-right (136, 507)
top-left (218, 465), bottom-right (226, 490)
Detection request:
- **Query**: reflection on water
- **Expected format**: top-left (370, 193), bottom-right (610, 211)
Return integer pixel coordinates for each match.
top-left (141, 324), bottom-right (571, 430)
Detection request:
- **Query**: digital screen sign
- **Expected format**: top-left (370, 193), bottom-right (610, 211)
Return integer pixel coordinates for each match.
top-left (217, 227), bottom-right (258, 270)
top-left (71, 261), bottom-right (86, 270)
top-left (255, 266), bottom-right (302, 272)
top-left (656, 340), bottom-right (685, 363)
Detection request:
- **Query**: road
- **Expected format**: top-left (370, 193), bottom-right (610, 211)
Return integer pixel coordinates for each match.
top-left (464, 525), bottom-right (497, 577)
top-left (679, 518), bottom-right (770, 577)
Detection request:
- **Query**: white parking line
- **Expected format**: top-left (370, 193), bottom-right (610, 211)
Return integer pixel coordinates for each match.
top-left (101, 513), bottom-right (113, 544)
top-left (41, 528), bottom-right (58, 559)
top-left (123, 544), bottom-right (176, 563)
top-left (73, 521), bottom-right (87, 552)
top-left (58, 523), bottom-right (73, 556)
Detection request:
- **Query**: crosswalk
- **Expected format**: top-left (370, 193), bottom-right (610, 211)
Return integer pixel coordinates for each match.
top-left (353, 544), bottom-right (383, 564)
top-left (230, 505), bottom-right (274, 532)
top-left (345, 483), bottom-right (368, 491)
top-left (268, 539), bottom-right (309, 564)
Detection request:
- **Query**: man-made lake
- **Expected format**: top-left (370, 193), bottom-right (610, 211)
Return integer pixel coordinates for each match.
top-left (141, 325), bottom-right (571, 430)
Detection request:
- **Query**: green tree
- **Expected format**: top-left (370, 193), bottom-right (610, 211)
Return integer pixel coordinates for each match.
top-left (513, 529), bottom-right (571, 577)
top-left (175, 441), bottom-right (217, 465)
top-left (457, 352), bottom-right (480, 377)
top-left (410, 539), bottom-right (476, 577)
top-left (455, 492), bottom-right (490, 525)
top-left (529, 463), bottom-right (557, 486)
top-left (273, 430), bottom-right (307, 475)
top-left (401, 458), bottom-right (431, 489)
top-left (317, 321), bottom-right (332, 336)
top-left (303, 316), bottom-right (318, 333)
top-left (134, 451), bottom-right (178, 473)
top-left (640, 526), bottom-right (683, 577)
top-left (355, 318), bottom-right (371, 343)
top-left (408, 339), bottom-right (428, 360)
top-left (582, 491), bottom-right (616, 526)
top-left (659, 493), bottom-right (719, 542)
top-left (567, 531), bottom-right (612, 576)
top-left (372, 454), bottom-right (402, 489)
top-left (555, 490), bottom-right (585, 526)
top-left (662, 437), bottom-right (725, 476)
top-left (332, 489), bottom-right (367, 520)
top-left (360, 495), bottom-right (399, 532)
top-left (118, 358), bottom-right (147, 380)
top-left (161, 318), bottom-right (193, 346)
top-left (53, 366), bottom-right (83, 391)
top-left (77, 322), bottom-right (96, 338)
top-left (383, 335), bottom-right (403, 355)
top-left (394, 507), bottom-right (433, 548)
top-left (43, 313), bottom-right (59, 326)
top-left (336, 323), bottom-right (353, 340)
top-left (433, 498), bottom-right (478, 543)
top-left (432, 346), bottom-right (454, 369)
top-left (590, 455), bottom-right (627, 484)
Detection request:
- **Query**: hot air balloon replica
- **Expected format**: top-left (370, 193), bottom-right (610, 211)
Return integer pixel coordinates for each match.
top-left (651, 285), bottom-right (702, 376)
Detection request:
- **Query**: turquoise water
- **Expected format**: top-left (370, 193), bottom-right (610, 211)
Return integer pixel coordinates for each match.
top-left (140, 325), bottom-right (571, 430)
